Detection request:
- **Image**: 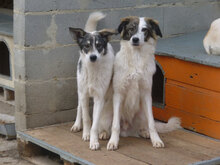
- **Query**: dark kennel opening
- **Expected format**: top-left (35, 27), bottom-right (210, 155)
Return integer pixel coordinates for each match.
top-left (152, 63), bottom-right (165, 108)
top-left (0, 87), bottom-right (3, 96)
top-left (0, 41), bottom-right (10, 77)
top-left (0, 0), bottom-right (13, 9)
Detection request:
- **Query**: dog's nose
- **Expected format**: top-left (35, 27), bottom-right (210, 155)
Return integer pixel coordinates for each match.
top-left (132, 37), bottom-right (139, 44)
top-left (90, 55), bottom-right (97, 62)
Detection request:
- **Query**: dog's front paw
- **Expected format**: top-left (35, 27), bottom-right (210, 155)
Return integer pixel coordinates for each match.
top-left (82, 132), bottom-right (90, 141)
top-left (151, 139), bottom-right (164, 148)
top-left (70, 123), bottom-right (82, 132)
top-left (99, 131), bottom-right (110, 140)
top-left (90, 141), bottom-right (100, 150)
top-left (107, 139), bottom-right (118, 151)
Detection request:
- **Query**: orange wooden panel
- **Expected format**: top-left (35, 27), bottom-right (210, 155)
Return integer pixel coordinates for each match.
top-left (155, 55), bottom-right (220, 92)
top-left (153, 106), bottom-right (220, 140)
top-left (165, 79), bottom-right (220, 121)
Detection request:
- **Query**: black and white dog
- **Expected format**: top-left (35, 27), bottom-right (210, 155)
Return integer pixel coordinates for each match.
top-left (69, 12), bottom-right (116, 150)
top-left (107, 16), bottom-right (181, 150)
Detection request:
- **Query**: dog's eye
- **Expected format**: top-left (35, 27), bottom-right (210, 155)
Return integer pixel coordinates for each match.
top-left (96, 43), bottom-right (102, 49)
top-left (84, 44), bottom-right (90, 49)
top-left (129, 28), bottom-right (133, 31)
top-left (142, 28), bottom-right (147, 32)
top-left (128, 28), bottom-right (134, 33)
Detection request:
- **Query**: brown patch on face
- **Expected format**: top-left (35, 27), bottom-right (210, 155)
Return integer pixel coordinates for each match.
top-left (118, 16), bottom-right (139, 40)
top-left (144, 18), bottom-right (162, 41)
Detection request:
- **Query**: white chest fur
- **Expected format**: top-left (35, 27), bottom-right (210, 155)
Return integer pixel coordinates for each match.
top-left (113, 40), bottom-right (156, 125)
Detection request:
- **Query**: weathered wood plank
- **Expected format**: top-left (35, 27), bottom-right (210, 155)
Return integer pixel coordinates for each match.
top-left (156, 55), bottom-right (220, 92)
top-left (22, 125), bottom-right (147, 165)
top-left (18, 123), bottom-right (220, 165)
top-left (166, 79), bottom-right (220, 121)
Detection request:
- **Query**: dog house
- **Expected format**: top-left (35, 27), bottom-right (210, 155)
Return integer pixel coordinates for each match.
top-left (2, 0), bottom-right (219, 164)
top-left (153, 31), bottom-right (220, 140)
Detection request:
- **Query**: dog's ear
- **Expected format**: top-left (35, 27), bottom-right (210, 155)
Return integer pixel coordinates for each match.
top-left (117, 17), bottom-right (131, 34)
top-left (69, 27), bottom-right (86, 44)
top-left (99, 29), bottom-right (118, 41)
top-left (146, 18), bottom-right (162, 38)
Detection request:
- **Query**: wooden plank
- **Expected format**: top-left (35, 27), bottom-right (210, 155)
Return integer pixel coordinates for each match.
top-left (165, 79), bottom-right (220, 121)
top-left (116, 131), bottom-right (220, 165)
top-left (155, 56), bottom-right (220, 92)
top-left (166, 130), bottom-right (220, 153)
top-left (21, 125), bottom-right (147, 165)
top-left (153, 106), bottom-right (220, 139)
top-left (19, 123), bottom-right (220, 165)
top-left (116, 136), bottom-right (198, 165)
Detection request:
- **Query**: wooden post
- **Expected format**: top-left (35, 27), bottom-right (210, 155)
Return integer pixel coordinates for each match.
top-left (17, 139), bottom-right (42, 157)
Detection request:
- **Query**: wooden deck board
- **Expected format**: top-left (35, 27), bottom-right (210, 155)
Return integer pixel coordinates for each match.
top-left (18, 123), bottom-right (220, 165)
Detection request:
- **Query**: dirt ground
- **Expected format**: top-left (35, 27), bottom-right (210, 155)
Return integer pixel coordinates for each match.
top-left (0, 135), bottom-right (34, 165)
top-left (0, 101), bottom-right (61, 165)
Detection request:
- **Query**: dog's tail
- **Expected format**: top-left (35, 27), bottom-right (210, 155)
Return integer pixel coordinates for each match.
top-left (85, 12), bottom-right (106, 32)
top-left (155, 117), bottom-right (181, 133)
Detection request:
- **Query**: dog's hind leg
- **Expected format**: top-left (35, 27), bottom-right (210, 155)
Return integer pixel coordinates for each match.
top-left (71, 103), bottom-right (82, 132)
top-left (99, 130), bottom-right (110, 140)
top-left (135, 110), bottom-right (150, 139)
top-left (81, 96), bottom-right (91, 141)
top-left (90, 97), bottom-right (105, 150)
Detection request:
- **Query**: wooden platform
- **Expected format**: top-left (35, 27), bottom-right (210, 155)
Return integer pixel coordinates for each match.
top-left (17, 123), bottom-right (220, 165)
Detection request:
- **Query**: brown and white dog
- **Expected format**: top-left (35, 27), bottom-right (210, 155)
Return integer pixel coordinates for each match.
top-left (203, 18), bottom-right (220, 55)
top-left (107, 16), bottom-right (181, 150)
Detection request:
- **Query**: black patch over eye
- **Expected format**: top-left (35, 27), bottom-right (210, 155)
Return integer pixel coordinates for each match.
top-left (95, 35), bottom-right (107, 55)
top-left (79, 33), bottom-right (93, 53)
top-left (142, 27), bottom-right (147, 32)
top-left (84, 44), bottom-right (90, 49)
top-left (96, 42), bottom-right (104, 53)
top-left (96, 43), bottom-right (103, 49)
top-left (82, 44), bottom-right (91, 53)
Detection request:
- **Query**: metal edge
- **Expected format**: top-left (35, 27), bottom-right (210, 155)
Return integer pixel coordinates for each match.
top-left (17, 131), bottom-right (94, 165)
top-left (4, 123), bottom-right (16, 136)
top-left (0, 123), bottom-right (16, 139)
top-left (190, 157), bottom-right (220, 165)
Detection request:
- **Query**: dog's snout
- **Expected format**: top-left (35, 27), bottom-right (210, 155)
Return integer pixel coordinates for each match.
top-left (90, 55), bottom-right (97, 62)
top-left (132, 37), bottom-right (139, 44)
